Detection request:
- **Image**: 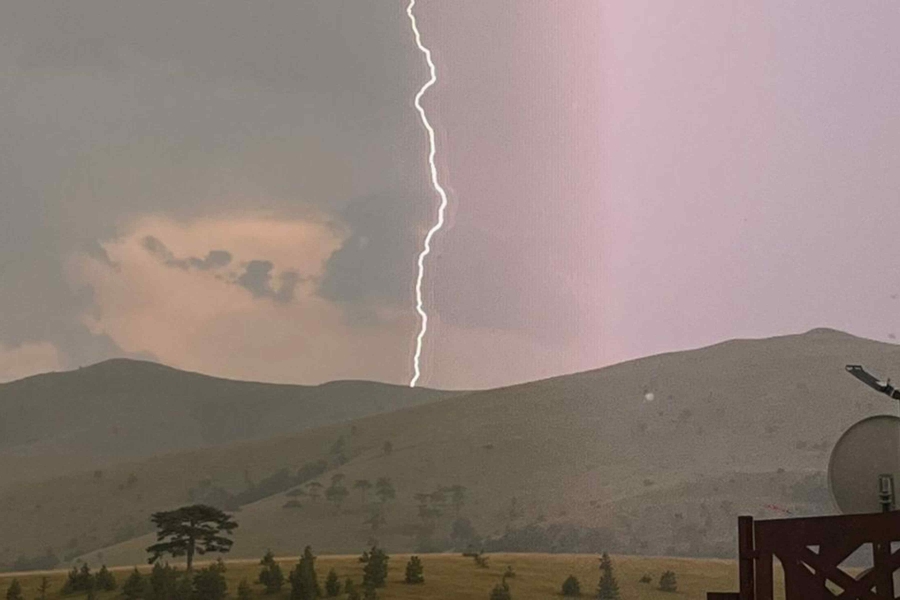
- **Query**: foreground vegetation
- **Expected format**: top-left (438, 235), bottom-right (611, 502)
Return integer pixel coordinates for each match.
top-left (0, 553), bottom-right (785, 600)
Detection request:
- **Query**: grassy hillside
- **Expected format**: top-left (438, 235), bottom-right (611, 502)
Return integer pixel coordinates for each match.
top-left (0, 359), bottom-right (456, 487)
top-left (4, 328), bottom-right (900, 570)
top-left (0, 553), bottom-right (783, 600)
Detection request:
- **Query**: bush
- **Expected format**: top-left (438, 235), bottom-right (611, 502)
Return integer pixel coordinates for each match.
top-left (561, 575), bottom-right (581, 597)
top-left (193, 564), bottom-right (228, 600)
top-left (237, 579), bottom-right (253, 600)
top-left (639, 573), bottom-right (652, 583)
top-left (345, 580), bottom-right (360, 600)
top-left (489, 580), bottom-right (511, 600)
top-left (257, 550), bottom-right (285, 593)
top-left (95, 565), bottom-right (117, 591)
top-left (474, 553), bottom-right (489, 568)
top-left (404, 556), bottom-right (424, 584)
top-left (122, 568), bottom-right (146, 600)
top-left (503, 565), bottom-right (515, 579)
top-left (659, 571), bottom-right (677, 592)
top-left (325, 569), bottom-right (341, 597)
top-left (5, 579), bottom-right (22, 600)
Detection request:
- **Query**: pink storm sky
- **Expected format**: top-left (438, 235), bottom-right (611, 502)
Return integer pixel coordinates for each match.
top-left (4, 1), bottom-right (900, 390)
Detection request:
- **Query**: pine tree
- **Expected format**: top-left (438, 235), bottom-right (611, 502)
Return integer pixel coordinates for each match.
top-left (96, 564), bottom-right (117, 590)
top-left (192, 563), bottom-right (228, 600)
top-left (37, 577), bottom-right (50, 600)
top-left (237, 579), bottom-right (253, 600)
top-left (324, 570), bottom-right (341, 597)
top-left (122, 568), bottom-right (146, 600)
top-left (597, 553), bottom-right (620, 600)
top-left (658, 570), bottom-right (677, 592)
top-left (561, 575), bottom-right (581, 597)
top-left (404, 556), bottom-right (424, 584)
top-left (289, 546), bottom-right (321, 600)
top-left (362, 546), bottom-right (389, 588)
top-left (5, 579), bottom-right (22, 600)
top-left (257, 550), bottom-right (285, 593)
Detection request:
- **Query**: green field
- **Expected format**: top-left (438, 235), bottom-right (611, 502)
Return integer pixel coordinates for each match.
top-left (0, 553), bottom-right (786, 600)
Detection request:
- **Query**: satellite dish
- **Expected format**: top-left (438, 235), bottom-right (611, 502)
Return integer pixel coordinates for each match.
top-left (828, 415), bottom-right (900, 514)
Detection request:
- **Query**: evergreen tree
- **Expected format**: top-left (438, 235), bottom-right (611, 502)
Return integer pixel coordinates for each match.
top-left (192, 564), bottom-right (228, 600)
top-left (561, 575), bottom-right (580, 597)
top-left (37, 577), bottom-right (50, 600)
top-left (147, 562), bottom-right (182, 600)
top-left (597, 553), bottom-right (620, 600)
top-left (344, 580), bottom-right (359, 600)
top-left (404, 556), bottom-right (424, 584)
top-left (146, 505), bottom-right (237, 571)
top-left (362, 585), bottom-right (377, 600)
top-left (257, 550), bottom-right (285, 593)
top-left (122, 568), bottom-right (146, 600)
top-left (96, 564), bottom-right (117, 590)
top-left (324, 570), bottom-right (340, 597)
top-left (289, 546), bottom-right (321, 600)
top-left (5, 579), bottom-right (22, 600)
top-left (173, 573), bottom-right (193, 600)
top-left (658, 571), bottom-right (677, 592)
top-left (489, 580), bottom-right (511, 600)
top-left (237, 579), bottom-right (253, 600)
top-left (361, 546), bottom-right (389, 588)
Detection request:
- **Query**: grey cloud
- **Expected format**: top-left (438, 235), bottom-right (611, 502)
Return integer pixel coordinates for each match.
top-left (236, 260), bottom-right (300, 304)
top-left (142, 236), bottom-right (232, 271)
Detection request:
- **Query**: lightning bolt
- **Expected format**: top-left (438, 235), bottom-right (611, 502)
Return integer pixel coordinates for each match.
top-left (407, 0), bottom-right (449, 388)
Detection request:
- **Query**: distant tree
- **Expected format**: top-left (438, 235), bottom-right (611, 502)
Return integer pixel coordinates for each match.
top-left (63, 564), bottom-right (93, 594)
top-left (639, 574), bottom-right (652, 584)
top-left (503, 565), bottom-right (516, 579)
top-left (324, 570), bottom-right (341, 597)
top-left (257, 550), bottom-right (285, 593)
top-left (289, 546), bottom-right (321, 600)
top-left (404, 556), bottom-right (424, 584)
top-left (658, 571), bottom-right (677, 592)
top-left (362, 584), bottom-right (377, 600)
top-left (146, 505), bottom-right (237, 571)
top-left (474, 553), bottom-right (490, 569)
top-left (192, 563), bottom-right (228, 600)
top-left (561, 575), bottom-right (581, 597)
top-left (325, 482), bottom-right (349, 512)
top-left (489, 580), bottom-right (511, 600)
top-left (362, 546), bottom-right (389, 588)
top-left (122, 568), bottom-right (146, 600)
top-left (307, 482), bottom-right (324, 503)
top-left (382, 441), bottom-right (393, 456)
top-left (374, 478), bottom-right (395, 504)
top-left (37, 577), bottom-right (50, 600)
top-left (5, 579), bottom-right (22, 600)
top-left (147, 562), bottom-right (183, 600)
top-left (354, 480), bottom-right (373, 504)
top-left (597, 553), bottom-right (620, 600)
top-left (95, 565), bottom-right (117, 590)
top-left (237, 579), bottom-right (253, 600)
top-left (364, 508), bottom-right (386, 534)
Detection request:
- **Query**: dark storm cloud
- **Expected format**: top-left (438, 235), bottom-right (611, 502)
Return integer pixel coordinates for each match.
top-left (1, 0), bottom-right (427, 371)
top-left (236, 261), bottom-right (300, 304)
top-left (142, 236), bottom-right (232, 271)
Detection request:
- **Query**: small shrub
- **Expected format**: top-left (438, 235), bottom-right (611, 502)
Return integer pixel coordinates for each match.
top-left (474, 553), bottom-right (490, 568)
top-left (489, 580), bottom-right (511, 600)
top-left (122, 568), bottom-right (145, 600)
top-left (95, 565), bottom-right (117, 591)
top-left (5, 579), bottom-right (23, 600)
top-left (324, 569), bottom-right (341, 597)
top-left (503, 565), bottom-right (516, 579)
top-left (345, 580), bottom-right (360, 600)
top-left (192, 564), bottom-right (228, 600)
top-left (561, 575), bottom-right (580, 596)
top-left (659, 570), bottom-right (677, 592)
top-left (237, 579), bottom-right (253, 600)
top-left (404, 556), bottom-right (424, 584)
top-left (639, 573), bottom-right (652, 584)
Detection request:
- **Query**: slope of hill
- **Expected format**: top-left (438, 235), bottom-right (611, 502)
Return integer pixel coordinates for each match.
top-left (3, 328), bottom-right (900, 570)
top-left (0, 359), bottom-right (456, 487)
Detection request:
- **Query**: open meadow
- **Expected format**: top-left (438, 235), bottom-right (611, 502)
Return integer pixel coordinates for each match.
top-left (0, 553), bottom-right (787, 600)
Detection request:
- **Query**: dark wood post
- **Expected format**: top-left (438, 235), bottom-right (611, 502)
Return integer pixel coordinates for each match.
top-left (738, 515), bottom-right (755, 600)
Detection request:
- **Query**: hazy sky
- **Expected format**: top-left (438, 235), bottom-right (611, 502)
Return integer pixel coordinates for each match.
top-left (2, 2), bottom-right (900, 389)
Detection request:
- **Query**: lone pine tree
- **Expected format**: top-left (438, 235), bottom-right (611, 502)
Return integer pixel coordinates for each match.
top-left (146, 504), bottom-right (238, 571)
top-left (597, 552), bottom-right (620, 600)
top-left (404, 556), bottom-right (424, 584)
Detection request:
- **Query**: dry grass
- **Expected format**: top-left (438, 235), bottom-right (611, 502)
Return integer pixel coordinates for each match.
top-left (0, 553), bottom-right (787, 600)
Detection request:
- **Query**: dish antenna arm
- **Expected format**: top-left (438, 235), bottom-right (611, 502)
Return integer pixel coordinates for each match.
top-left (846, 365), bottom-right (900, 401)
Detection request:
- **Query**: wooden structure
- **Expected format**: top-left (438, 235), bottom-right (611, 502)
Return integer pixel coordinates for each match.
top-left (708, 513), bottom-right (900, 599)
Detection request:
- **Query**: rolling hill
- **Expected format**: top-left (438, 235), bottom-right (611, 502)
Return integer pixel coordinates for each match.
top-left (0, 359), bottom-right (457, 487)
top-left (3, 328), bottom-right (899, 571)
